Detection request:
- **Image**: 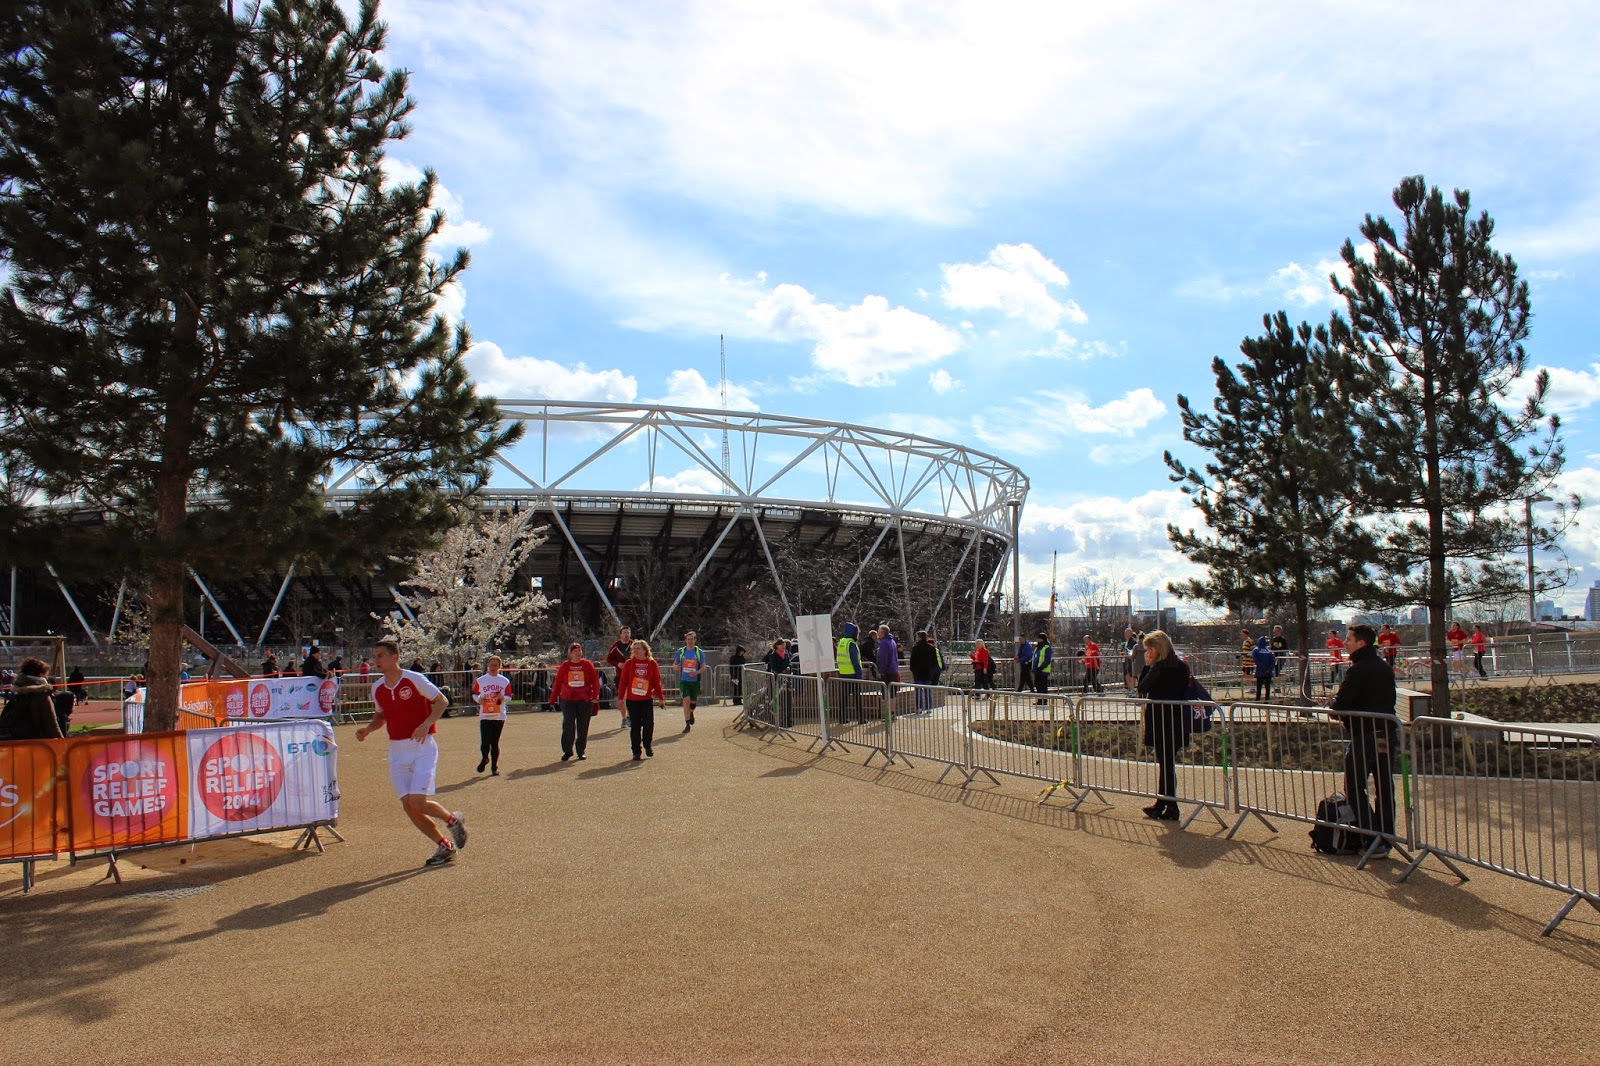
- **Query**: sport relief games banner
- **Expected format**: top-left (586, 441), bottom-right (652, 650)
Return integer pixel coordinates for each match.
top-left (53, 720), bottom-right (339, 857)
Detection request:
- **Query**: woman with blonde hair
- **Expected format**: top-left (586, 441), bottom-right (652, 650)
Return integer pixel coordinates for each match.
top-left (1137, 630), bottom-right (1194, 822)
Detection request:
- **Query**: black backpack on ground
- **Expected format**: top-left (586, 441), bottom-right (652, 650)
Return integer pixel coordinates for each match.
top-left (1309, 793), bottom-right (1365, 855)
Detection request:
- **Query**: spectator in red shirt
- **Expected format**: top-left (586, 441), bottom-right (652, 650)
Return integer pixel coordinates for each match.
top-left (1470, 624), bottom-right (1490, 678)
top-left (550, 642), bottom-right (601, 762)
top-left (970, 639), bottom-right (993, 694)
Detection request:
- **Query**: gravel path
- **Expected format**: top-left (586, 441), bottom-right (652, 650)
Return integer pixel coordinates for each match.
top-left (3, 705), bottom-right (1598, 1064)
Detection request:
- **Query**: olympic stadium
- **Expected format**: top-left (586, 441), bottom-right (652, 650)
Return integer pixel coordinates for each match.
top-left (5, 402), bottom-right (1029, 651)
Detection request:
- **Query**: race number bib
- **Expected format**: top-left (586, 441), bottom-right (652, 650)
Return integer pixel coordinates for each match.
top-left (630, 677), bottom-right (650, 697)
top-left (566, 667), bottom-right (586, 693)
top-left (680, 657), bottom-right (700, 680)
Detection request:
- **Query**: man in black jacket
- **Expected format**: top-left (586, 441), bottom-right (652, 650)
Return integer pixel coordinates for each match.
top-left (1329, 623), bottom-right (1399, 852)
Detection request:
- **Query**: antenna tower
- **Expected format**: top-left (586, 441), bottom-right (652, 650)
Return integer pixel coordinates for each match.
top-left (720, 335), bottom-right (731, 494)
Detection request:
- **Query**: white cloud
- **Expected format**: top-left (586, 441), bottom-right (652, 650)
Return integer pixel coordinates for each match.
top-left (941, 243), bottom-right (1085, 329)
top-left (382, 158), bottom-right (492, 248)
top-left (1012, 489), bottom-right (1204, 609)
top-left (638, 468), bottom-right (729, 495)
top-left (464, 342), bottom-right (637, 400)
top-left (1533, 363), bottom-right (1600, 417)
top-left (869, 412), bottom-right (965, 441)
top-left (929, 369), bottom-right (959, 393)
top-left (1182, 244), bottom-right (1369, 310)
top-left (972, 388), bottom-right (1167, 456)
top-left (749, 284), bottom-right (960, 386)
top-left (654, 368), bottom-right (760, 411)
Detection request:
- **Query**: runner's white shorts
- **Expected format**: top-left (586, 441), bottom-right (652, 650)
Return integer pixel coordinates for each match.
top-left (388, 736), bottom-right (440, 797)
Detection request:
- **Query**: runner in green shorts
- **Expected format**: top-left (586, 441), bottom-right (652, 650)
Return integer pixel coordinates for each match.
top-left (674, 631), bottom-right (706, 734)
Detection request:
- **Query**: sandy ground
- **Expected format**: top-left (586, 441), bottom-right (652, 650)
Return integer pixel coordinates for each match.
top-left (3, 705), bottom-right (1599, 1065)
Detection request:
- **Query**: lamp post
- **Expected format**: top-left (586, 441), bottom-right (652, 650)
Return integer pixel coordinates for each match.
top-left (1526, 493), bottom-right (1552, 637)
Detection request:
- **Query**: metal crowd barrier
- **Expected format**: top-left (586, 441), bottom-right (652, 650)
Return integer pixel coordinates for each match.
top-left (963, 690), bottom-right (1074, 788)
top-left (1403, 716), bottom-right (1599, 935)
top-left (0, 739), bottom-right (62, 892)
top-left (1073, 695), bottom-right (1228, 827)
top-left (884, 683), bottom-right (967, 778)
top-left (1226, 704), bottom-right (1411, 867)
top-left (732, 674), bottom-right (1600, 936)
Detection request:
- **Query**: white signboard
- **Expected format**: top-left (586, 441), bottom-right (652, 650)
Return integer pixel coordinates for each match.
top-left (795, 614), bottom-right (834, 676)
top-left (185, 720), bottom-right (339, 839)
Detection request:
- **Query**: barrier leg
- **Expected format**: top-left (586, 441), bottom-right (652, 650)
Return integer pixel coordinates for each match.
top-left (1224, 809), bottom-right (1277, 840)
top-left (22, 860), bottom-right (34, 893)
top-left (1037, 779), bottom-right (1084, 806)
top-left (322, 823), bottom-right (346, 843)
top-left (98, 852), bottom-right (122, 885)
top-left (1178, 803), bottom-right (1229, 831)
top-left (1396, 846), bottom-right (1470, 885)
top-left (1066, 786), bottom-right (1112, 813)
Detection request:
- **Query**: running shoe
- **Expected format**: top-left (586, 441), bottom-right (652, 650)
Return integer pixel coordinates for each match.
top-left (425, 841), bottom-right (456, 866)
top-left (448, 812), bottom-right (468, 850)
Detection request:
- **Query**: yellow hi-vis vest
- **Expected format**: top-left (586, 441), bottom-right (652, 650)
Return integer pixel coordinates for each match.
top-left (836, 637), bottom-right (859, 676)
top-left (1035, 641), bottom-right (1052, 674)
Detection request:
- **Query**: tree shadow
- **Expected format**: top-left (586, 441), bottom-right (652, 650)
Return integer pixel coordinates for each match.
top-left (0, 838), bottom-right (315, 1024)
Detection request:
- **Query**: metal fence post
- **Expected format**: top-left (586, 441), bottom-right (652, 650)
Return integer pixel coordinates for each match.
top-left (817, 674), bottom-right (831, 750)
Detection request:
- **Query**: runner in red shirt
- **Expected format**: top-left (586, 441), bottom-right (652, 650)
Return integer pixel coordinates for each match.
top-left (356, 638), bottom-right (468, 867)
top-left (616, 639), bottom-right (666, 761)
top-left (1447, 622), bottom-right (1469, 676)
top-left (969, 639), bottom-right (993, 695)
top-left (549, 642), bottom-right (601, 761)
top-left (605, 625), bottom-right (633, 731)
top-left (1470, 623), bottom-right (1490, 678)
top-left (1326, 628), bottom-right (1347, 684)
top-left (1082, 636), bottom-right (1103, 694)
top-left (1376, 624), bottom-right (1401, 668)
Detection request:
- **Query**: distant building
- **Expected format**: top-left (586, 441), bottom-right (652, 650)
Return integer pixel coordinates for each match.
top-left (1536, 599), bottom-right (1558, 621)
top-left (1587, 582), bottom-right (1600, 622)
top-left (1408, 607), bottom-right (1429, 626)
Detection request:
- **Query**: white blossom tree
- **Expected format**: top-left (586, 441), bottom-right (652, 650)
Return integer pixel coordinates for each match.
top-left (382, 507), bottom-right (554, 665)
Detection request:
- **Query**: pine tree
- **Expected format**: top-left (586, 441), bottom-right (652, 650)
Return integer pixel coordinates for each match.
top-left (0, 1), bottom-right (520, 730)
top-left (1331, 176), bottom-right (1567, 716)
top-left (1165, 312), bottom-right (1375, 698)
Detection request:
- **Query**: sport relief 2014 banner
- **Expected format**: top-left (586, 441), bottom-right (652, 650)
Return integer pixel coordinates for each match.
top-left (185, 720), bottom-right (339, 839)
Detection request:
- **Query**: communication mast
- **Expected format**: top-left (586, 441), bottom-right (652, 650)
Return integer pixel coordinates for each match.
top-left (720, 334), bottom-right (731, 494)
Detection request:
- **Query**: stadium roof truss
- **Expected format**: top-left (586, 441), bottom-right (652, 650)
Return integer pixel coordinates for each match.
top-left (27, 403), bottom-right (1029, 648)
top-left (327, 402), bottom-right (1030, 641)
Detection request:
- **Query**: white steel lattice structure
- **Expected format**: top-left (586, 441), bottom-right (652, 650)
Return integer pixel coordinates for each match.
top-left (330, 402), bottom-right (1030, 641)
top-left (21, 403), bottom-right (1029, 649)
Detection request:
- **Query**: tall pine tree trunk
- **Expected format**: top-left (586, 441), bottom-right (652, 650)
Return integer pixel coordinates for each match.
top-left (143, 454), bottom-right (191, 733)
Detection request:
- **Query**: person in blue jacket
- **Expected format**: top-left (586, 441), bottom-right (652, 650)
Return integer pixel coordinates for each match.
top-left (1251, 634), bottom-right (1276, 701)
top-left (1015, 637), bottom-right (1034, 693)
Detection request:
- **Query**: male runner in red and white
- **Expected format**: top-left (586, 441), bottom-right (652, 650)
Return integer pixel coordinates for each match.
top-left (356, 638), bottom-right (468, 867)
top-left (473, 654), bottom-right (513, 775)
top-left (1326, 627), bottom-right (1347, 684)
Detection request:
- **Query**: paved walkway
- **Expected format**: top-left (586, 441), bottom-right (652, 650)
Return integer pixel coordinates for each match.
top-left (4, 706), bottom-right (1598, 1064)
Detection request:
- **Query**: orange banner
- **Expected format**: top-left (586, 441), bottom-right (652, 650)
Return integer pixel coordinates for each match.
top-left (0, 741), bottom-right (62, 861)
top-left (65, 733), bottom-right (189, 855)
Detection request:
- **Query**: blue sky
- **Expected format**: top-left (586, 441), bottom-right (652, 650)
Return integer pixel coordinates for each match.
top-left (375, 0), bottom-right (1600, 615)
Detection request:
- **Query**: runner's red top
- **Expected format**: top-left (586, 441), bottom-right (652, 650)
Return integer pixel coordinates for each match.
top-left (1084, 640), bottom-right (1101, 670)
top-left (373, 669), bottom-right (443, 740)
top-left (551, 658), bottom-right (601, 702)
top-left (616, 658), bottom-right (665, 702)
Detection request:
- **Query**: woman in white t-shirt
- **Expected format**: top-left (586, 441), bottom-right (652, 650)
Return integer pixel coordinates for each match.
top-left (473, 655), bottom-right (514, 775)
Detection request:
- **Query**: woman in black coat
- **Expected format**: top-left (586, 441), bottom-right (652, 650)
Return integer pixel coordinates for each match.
top-left (1136, 630), bottom-right (1193, 822)
top-left (728, 646), bottom-right (748, 705)
top-left (0, 659), bottom-right (65, 740)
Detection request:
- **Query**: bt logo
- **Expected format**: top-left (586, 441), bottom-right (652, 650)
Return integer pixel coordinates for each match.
top-left (284, 738), bottom-right (332, 756)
